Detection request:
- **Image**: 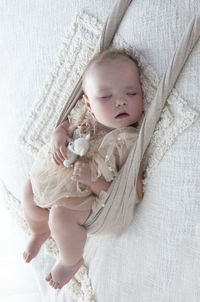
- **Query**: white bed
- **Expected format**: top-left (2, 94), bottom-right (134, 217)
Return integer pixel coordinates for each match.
top-left (1, 1), bottom-right (200, 301)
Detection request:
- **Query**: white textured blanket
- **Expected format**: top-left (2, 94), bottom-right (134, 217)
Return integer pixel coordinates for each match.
top-left (1, 1), bottom-right (200, 301)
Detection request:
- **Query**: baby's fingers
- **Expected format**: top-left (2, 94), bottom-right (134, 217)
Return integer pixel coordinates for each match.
top-left (66, 137), bottom-right (73, 144)
top-left (52, 153), bottom-right (61, 166)
top-left (74, 160), bottom-right (85, 168)
top-left (73, 161), bottom-right (90, 175)
top-left (59, 145), bottom-right (68, 160)
top-left (73, 161), bottom-right (84, 174)
top-left (52, 148), bottom-right (65, 165)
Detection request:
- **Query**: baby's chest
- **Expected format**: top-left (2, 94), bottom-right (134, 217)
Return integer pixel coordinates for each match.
top-left (86, 136), bottom-right (104, 158)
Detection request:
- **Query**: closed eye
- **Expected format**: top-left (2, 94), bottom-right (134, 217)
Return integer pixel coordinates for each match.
top-left (98, 95), bottom-right (112, 99)
top-left (127, 92), bottom-right (137, 96)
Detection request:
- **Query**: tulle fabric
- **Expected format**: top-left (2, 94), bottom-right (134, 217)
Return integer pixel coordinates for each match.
top-left (30, 100), bottom-right (138, 210)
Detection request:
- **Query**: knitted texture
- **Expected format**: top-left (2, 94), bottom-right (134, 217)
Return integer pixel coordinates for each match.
top-left (1, 1), bottom-right (200, 300)
top-left (9, 9), bottom-right (199, 300)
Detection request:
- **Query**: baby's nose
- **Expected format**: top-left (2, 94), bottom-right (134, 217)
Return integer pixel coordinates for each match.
top-left (115, 97), bottom-right (127, 106)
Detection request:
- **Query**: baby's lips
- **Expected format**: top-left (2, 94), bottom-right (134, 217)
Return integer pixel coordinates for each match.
top-left (115, 112), bottom-right (129, 118)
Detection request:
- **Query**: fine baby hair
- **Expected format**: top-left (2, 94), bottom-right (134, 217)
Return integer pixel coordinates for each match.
top-left (82, 48), bottom-right (139, 93)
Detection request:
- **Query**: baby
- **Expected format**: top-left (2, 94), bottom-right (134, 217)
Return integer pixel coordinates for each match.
top-left (22, 49), bottom-right (144, 289)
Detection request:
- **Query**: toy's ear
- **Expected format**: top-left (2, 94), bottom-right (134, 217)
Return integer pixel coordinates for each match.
top-left (83, 94), bottom-right (91, 110)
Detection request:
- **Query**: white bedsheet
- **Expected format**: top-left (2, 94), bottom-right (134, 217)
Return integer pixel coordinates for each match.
top-left (1, 1), bottom-right (200, 301)
top-left (0, 204), bottom-right (41, 302)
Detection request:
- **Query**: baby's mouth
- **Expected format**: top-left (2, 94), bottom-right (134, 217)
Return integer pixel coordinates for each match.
top-left (115, 112), bottom-right (129, 119)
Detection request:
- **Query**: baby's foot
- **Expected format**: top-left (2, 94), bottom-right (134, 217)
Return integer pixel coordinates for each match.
top-left (45, 258), bottom-right (83, 289)
top-left (23, 231), bottom-right (50, 263)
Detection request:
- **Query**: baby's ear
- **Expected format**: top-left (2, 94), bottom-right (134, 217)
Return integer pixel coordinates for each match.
top-left (83, 94), bottom-right (91, 109)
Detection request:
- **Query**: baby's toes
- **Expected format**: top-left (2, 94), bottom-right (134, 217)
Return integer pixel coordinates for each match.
top-left (50, 279), bottom-right (59, 289)
top-left (54, 282), bottom-right (60, 289)
top-left (23, 251), bottom-right (30, 263)
top-left (23, 251), bottom-right (27, 260)
top-left (49, 279), bottom-right (55, 288)
top-left (45, 272), bottom-right (52, 282)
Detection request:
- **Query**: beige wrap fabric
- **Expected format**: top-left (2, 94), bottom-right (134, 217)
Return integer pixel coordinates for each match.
top-left (55, 0), bottom-right (200, 236)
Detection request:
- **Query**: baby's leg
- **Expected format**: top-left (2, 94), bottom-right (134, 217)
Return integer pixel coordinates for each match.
top-left (46, 205), bottom-right (90, 289)
top-left (22, 179), bottom-right (50, 263)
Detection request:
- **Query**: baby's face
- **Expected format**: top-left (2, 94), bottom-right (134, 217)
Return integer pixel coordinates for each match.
top-left (83, 57), bottom-right (143, 129)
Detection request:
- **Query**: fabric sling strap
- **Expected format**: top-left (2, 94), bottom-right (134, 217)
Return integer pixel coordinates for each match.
top-left (56, 0), bottom-right (200, 235)
top-left (56, 0), bottom-right (132, 126)
top-left (85, 6), bottom-right (200, 235)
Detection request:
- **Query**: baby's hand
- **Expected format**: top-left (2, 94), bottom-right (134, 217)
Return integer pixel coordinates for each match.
top-left (51, 121), bottom-right (73, 166)
top-left (71, 161), bottom-right (92, 187)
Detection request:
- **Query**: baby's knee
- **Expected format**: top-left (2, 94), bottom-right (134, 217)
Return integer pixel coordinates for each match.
top-left (48, 206), bottom-right (72, 233)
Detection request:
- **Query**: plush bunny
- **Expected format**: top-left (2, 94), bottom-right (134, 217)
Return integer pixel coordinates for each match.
top-left (63, 134), bottom-right (90, 167)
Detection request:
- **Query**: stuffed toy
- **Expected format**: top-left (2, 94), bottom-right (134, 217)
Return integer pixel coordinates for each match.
top-left (63, 134), bottom-right (90, 167)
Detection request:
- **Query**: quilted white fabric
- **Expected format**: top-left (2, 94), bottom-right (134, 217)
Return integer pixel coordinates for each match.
top-left (1, 0), bottom-right (200, 301)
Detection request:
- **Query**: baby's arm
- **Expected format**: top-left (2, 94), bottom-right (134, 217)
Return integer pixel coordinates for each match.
top-left (51, 120), bottom-right (73, 165)
top-left (72, 161), bottom-right (111, 196)
top-left (72, 160), bottom-right (143, 202)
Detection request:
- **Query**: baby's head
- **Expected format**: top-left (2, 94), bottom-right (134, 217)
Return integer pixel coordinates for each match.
top-left (82, 49), bottom-right (143, 129)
